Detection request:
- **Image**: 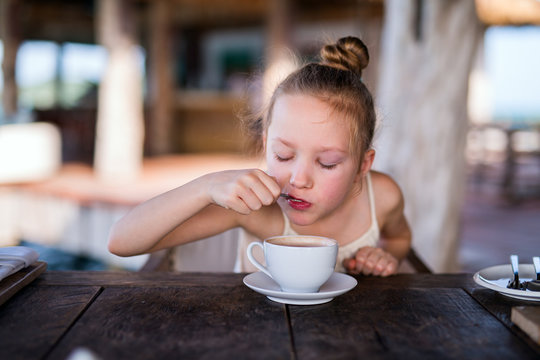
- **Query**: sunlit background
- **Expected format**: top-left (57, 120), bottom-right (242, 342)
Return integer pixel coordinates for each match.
top-left (0, 1), bottom-right (539, 273)
top-left (2, 26), bottom-right (539, 119)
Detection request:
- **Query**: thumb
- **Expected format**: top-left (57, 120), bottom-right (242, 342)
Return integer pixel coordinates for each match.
top-left (343, 258), bottom-right (356, 271)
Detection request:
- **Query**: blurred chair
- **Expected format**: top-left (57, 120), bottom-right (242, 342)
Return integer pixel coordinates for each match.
top-left (468, 122), bottom-right (540, 203)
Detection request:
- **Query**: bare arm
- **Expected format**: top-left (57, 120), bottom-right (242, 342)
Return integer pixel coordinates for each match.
top-left (108, 169), bottom-right (281, 257)
top-left (344, 172), bottom-right (412, 276)
top-left (379, 196), bottom-right (412, 261)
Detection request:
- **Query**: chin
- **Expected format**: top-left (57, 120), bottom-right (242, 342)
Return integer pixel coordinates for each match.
top-left (284, 209), bottom-right (317, 227)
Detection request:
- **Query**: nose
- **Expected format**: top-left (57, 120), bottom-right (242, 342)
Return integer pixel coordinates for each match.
top-left (289, 161), bottom-right (313, 189)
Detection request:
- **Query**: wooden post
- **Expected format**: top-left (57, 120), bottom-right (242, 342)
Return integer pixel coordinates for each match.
top-left (263, 0), bottom-right (296, 102)
top-left (94, 0), bottom-right (144, 182)
top-left (355, 8), bottom-right (384, 94)
top-left (148, 0), bottom-right (174, 155)
top-left (374, 0), bottom-right (483, 272)
top-left (0, 0), bottom-right (20, 117)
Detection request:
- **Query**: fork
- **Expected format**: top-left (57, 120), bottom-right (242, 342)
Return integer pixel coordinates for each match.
top-left (507, 254), bottom-right (524, 290)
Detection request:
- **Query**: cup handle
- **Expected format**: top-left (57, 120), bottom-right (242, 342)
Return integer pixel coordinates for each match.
top-left (246, 242), bottom-right (272, 278)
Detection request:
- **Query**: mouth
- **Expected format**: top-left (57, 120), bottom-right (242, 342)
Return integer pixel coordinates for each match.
top-left (280, 193), bottom-right (302, 202)
top-left (280, 193), bottom-right (311, 210)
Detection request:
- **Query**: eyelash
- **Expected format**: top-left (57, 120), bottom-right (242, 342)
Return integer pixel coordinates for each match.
top-left (274, 154), bottom-right (292, 162)
top-left (274, 154), bottom-right (337, 170)
top-left (319, 162), bottom-right (337, 170)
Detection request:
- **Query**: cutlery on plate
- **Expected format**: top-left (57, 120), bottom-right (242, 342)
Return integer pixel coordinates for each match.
top-left (507, 254), bottom-right (524, 290)
top-left (524, 256), bottom-right (540, 292)
top-left (534, 256), bottom-right (540, 280)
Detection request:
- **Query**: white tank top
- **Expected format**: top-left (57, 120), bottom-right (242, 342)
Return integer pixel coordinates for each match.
top-left (235, 172), bottom-right (380, 273)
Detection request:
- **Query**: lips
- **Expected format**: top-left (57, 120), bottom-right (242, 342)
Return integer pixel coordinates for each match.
top-left (286, 195), bottom-right (311, 210)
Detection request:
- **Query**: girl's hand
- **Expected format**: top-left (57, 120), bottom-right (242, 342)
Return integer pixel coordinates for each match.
top-left (205, 169), bottom-right (281, 215)
top-left (343, 246), bottom-right (398, 277)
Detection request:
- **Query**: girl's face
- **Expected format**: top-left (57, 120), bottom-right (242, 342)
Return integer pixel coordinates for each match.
top-left (265, 94), bottom-right (370, 226)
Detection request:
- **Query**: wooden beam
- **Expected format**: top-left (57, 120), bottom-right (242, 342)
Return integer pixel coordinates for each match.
top-left (0, 0), bottom-right (20, 117)
top-left (20, 1), bottom-right (95, 43)
top-left (262, 0), bottom-right (296, 102)
top-left (94, 0), bottom-right (145, 182)
top-left (148, 0), bottom-right (174, 154)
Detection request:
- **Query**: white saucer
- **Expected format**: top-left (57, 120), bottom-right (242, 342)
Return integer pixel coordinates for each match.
top-left (473, 264), bottom-right (540, 302)
top-left (243, 272), bottom-right (357, 305)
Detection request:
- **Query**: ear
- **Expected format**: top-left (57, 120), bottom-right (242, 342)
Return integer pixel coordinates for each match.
top-left (355, 149), bottom-right (375, 182)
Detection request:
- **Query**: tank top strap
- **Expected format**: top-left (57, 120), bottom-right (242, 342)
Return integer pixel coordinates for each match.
top-left (366, 172), bottom-right (379, 230)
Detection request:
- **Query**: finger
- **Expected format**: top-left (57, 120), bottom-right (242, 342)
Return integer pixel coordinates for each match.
top-left (354, 247), bottom-right (374, 273)
top-left (250, 180), bottom-right (277, 206)
top-left (242, 171), bottom-right (278, 206)
top-left (381, 259), bottom-right (398, 277)
top-left (372, 256), bottom-right (389, 276)
top-left (260, 170), bottom-right (283, 198)
top-left (343, 258), bottom-right (357, 274)
top-left (237, 187), bottom-right (265, 212)
top-left (362, 248), bottom-right (384, 276)
top-left (354, 246), bottom-right (371, 263)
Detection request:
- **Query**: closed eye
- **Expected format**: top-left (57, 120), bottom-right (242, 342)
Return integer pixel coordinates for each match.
top-left (275, 154), bottom-right (293, 162)
top-left (319, 161), bottom-right (337, 170)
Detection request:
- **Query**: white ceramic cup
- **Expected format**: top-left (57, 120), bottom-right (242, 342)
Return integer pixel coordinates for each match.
top-left (247, 235), bottom-right (338, 293)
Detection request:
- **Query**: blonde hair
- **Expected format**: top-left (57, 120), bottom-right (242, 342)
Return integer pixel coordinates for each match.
top-left (242, 36), bottom-right (376, 168)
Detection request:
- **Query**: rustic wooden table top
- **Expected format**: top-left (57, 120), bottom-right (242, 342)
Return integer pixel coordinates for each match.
top-left (0, 269), bottom-right (539, 360)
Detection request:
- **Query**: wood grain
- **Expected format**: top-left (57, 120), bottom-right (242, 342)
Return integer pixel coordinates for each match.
top-left (36, 271), bottom-right (244, 287)
top-left (469, 288), bottom-right (540, 353)
top-left (2, 272), bottom-right (539, 359)
top-left (0, 284), bottom-right (100, 360)
top-left (289, 287), bottom-right (540, 359)
top-left (48, 284), bottom-right (292, 360)
top-left (37, 271), bottom-right (476, 289)
top-left (0, 261), bottom-right (47, 306)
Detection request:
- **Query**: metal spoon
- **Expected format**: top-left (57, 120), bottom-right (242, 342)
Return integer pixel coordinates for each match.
top-left (280, 193), bottom-right (302, 202)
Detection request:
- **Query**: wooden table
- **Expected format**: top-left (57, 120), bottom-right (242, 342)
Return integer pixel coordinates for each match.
top-left (1, 268), bottom-right (539, 359)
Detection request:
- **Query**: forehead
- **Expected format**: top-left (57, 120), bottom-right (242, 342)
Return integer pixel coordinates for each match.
top-left (268, 94), bottom-right (349, 134)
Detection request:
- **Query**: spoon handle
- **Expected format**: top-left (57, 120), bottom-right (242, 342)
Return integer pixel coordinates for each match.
top-left (510, 254), bottom-right (519, 282)
top-left (533, 256), bottom-right (540, 280)
top-left (510, 254), bottom-right (519, 272)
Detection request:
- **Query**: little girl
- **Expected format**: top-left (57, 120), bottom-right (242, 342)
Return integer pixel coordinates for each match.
top-left (108, 36), bottom-right (411, 277)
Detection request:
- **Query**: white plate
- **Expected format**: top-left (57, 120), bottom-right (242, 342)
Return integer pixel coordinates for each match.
top-left (243, 271), bottom-right (357, 305)
top-left (473, 264), bottom-right (540, 302)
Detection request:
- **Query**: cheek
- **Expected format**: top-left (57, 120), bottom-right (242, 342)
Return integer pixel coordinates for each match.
top-left (321, 182), bottom-right (348, 203)
top-left (318, 170), bottom-right (356, 201)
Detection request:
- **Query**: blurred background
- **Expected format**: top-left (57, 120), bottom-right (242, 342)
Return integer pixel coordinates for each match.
top-left (0, 0), bottom-right (539, 272)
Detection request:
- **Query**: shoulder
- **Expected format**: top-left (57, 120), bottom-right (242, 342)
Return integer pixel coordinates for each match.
top-left (369, 170), bottom-right (405, 216)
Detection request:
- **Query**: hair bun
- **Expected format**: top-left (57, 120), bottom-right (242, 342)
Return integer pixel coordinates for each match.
top-left (320, 36), bottom-right (369, 76)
